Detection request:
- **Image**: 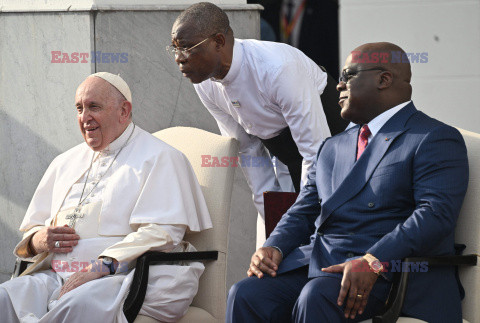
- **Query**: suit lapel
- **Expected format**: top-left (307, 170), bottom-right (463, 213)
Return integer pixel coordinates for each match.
top-left (316, 103), bottom-right (418, 228)
top-left (331, 125), bottom-right (359, 191)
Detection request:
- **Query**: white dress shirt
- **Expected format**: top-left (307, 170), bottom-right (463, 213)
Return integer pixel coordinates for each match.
top-left (194, 39), bottom-right (331, 217)
top-left (366, 101), bottom-right (412, 140)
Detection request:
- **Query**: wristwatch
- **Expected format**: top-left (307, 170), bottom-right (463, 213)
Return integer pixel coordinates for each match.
top-left (363, 253), bottom-right (384, 275)
top-left (101, 257), bottom-right (116, 275)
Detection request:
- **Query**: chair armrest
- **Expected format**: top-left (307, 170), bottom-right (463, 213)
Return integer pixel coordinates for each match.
top-left (373, 254), bottom-right (477, 323)
top-left (123, 251), bottom-right (218, 323)
top-left (11, 259), bottom-right (32, 278)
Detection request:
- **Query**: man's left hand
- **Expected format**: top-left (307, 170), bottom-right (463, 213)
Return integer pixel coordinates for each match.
top-left (322, 258), bottom-right (378, 319)
top-left (58, 260), bottom-right (109, 299)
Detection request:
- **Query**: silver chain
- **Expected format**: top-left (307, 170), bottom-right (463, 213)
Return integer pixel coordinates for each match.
top-left (77, 123), bottom-right (136, 207)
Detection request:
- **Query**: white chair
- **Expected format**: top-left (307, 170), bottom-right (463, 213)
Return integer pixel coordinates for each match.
top-left (128, 127), bottom-right (238, 323)
top-left (361, 128), bottom-right (480, 323)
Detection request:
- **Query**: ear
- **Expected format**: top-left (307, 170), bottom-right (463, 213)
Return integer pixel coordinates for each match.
top-left (212, 33), bottom-right (226, 51)
top-left (119, 101), bottom-right (132, 123)
top-left (378, 71), bottom-right (393, 89)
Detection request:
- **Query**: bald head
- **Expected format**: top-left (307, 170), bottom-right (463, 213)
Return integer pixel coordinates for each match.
top-left (174, 2), bottom-right (231, 38)
top-left (171, 2), bottom-right (235, 83)
top-left (337, 42), bottom-right (413, 124)
top-left (352, 42), bottom-right (412, 95)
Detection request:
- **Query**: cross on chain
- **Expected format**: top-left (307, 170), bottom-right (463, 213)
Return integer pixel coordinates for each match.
top-left (65, 206), bottom-right (85, 227)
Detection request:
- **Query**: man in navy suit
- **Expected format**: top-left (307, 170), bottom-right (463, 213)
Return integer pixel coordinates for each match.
top-left (226, 42), bottom-right (469, 322)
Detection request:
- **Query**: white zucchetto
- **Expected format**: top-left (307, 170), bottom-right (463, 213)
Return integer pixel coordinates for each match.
top-left (89, 72), bottom-right (132, 103)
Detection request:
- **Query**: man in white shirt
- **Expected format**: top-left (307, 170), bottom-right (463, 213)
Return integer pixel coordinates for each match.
top-left (0, 72), bottom-right (212, 322)
top-left (226, 42), bottom-right (468, 322)
top-left (169, 2), bottom-right (335, 239)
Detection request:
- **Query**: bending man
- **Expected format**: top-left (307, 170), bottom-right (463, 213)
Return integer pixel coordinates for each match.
top-left (170, 2), bottom-right (336, 226)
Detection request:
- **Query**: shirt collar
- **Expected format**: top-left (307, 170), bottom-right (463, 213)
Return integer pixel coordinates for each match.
top-left (212, 39), bottom-right (243, 85)
top-left (367, 100), bottom-right (411, 138)
top-left (101, 121), bottom-right (134, 155)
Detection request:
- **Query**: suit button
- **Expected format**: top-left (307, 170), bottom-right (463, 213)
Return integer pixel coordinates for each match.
top-left (346, 252), bottom-right (354, 258)
top-left (368, 202), bottom-right (375, 208)
top-left (317, 232), bottom-right (324, 236)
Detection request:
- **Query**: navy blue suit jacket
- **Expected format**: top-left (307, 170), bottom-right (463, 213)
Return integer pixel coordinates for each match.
top-left (265, 103), bottom-right (469, 322)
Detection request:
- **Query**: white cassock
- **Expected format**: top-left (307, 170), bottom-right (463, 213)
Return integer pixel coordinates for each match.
top-left (0, 122), bottom-right (212, 323)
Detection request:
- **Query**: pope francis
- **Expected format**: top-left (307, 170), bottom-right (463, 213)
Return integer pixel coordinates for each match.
top-left (0, 72), bottom-right (212, 322)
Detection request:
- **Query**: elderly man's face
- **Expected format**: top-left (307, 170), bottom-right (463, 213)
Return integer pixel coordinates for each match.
top-left (75, 77), bottom-right (128, 151)
top-left (337, 54), bottom-right (380, 124)
top-left (171, 21), bottom-right (220, 84)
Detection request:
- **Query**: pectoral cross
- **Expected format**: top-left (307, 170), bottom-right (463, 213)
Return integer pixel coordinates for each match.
top-left (66, 206), bottom-right (85, 228)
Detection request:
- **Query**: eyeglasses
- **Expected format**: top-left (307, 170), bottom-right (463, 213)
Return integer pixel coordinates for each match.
top-left (339, 67), bottom-right (385, 83)
top-left (166, 33), bottom-right (216, 59)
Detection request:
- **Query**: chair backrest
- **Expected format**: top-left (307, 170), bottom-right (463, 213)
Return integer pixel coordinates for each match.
top-left (455, 128), bottom-right (480, 322)
top-left (264, 191), bottom-right (298, 239)
top-left (153, 127), bottom-right (238, 322)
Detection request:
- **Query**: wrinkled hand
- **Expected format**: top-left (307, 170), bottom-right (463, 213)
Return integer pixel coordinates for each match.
top-left (58, 260), bottom-right (109, 299)
top-left (322, 259), bottom-right (378, 319)
top-left (30, 225), bottom-right (80, 255)
top-left (247, 247), bottom-right (283, 278)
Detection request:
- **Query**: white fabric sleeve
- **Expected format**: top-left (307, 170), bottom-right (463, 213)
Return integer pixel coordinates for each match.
top-left (13, 226), bottom-right (45, 260)
top-left (98, 223), bottom-right (186, 266)
top-left (195, 86), bottom-right (281, 217)
top-left (126, 146), bottom-right (211, 232)
top-left (272, 64), bottom-right (331, 186)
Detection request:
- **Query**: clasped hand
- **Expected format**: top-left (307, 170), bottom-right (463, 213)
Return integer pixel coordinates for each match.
top-left (247, 247), bottom-right (283, 278)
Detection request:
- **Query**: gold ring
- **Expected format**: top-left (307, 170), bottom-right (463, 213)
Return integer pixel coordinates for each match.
top-left (356, 294), bottom-right (363, 298)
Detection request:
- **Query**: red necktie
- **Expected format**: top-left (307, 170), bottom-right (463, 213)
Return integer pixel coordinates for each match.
top-left (356, 125), bottom-right (371, 160)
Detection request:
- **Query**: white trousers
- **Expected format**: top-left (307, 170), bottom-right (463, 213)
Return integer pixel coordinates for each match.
top-left (0, 262), bottom-right (204, 323)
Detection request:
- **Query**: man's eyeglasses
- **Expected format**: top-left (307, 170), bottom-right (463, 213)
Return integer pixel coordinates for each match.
top-left (166, 33), bottom-right (218, 59)
top-left (339, 67), bottom-right (385, 84)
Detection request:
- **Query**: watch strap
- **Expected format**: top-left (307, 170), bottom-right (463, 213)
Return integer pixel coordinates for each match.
top-left (101, 257), bottom-right (116, 275)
